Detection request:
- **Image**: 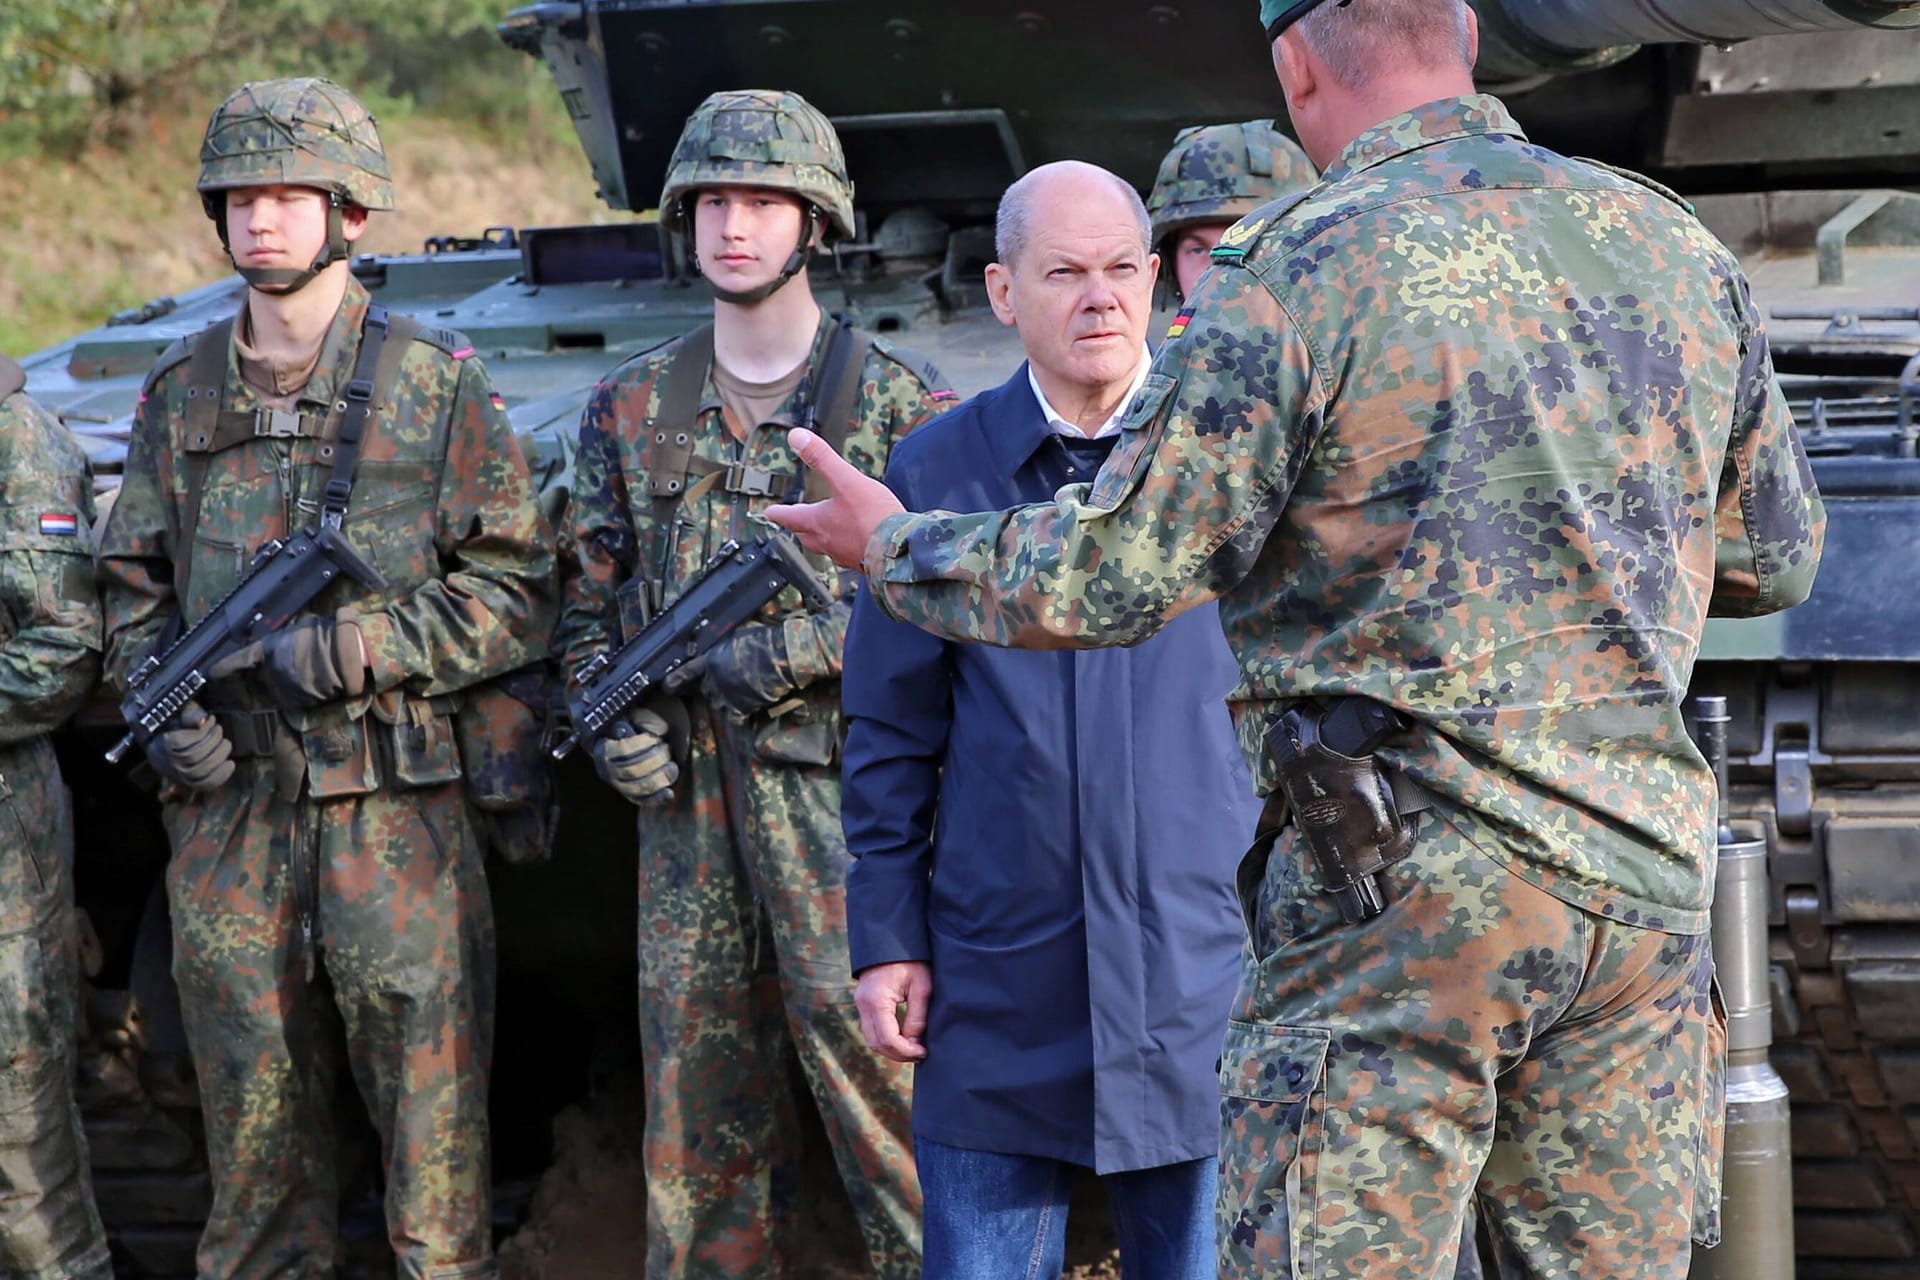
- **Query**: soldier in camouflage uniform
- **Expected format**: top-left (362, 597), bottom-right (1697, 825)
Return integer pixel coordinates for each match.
top-left (97, 78), bottom-right (555, 1280)
top-left (1146, 119), bottom-right (1316, 302)
top-left (0, 357), bottom-right (111, 1280)
top-left (556, 89), bottom-right (950, 1280)
top-left (767, 2), bottom-right (1828, 1276)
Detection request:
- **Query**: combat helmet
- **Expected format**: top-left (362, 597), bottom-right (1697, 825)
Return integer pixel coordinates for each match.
top-left (659, 89), bottom-right (855, 304)
top-left (198, 77), bottom-right (393, 293)
top-left (1147, 120), bottom-right (1317, 296)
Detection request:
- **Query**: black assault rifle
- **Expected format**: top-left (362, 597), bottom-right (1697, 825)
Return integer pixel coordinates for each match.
top-left (553, 533), bottom-right (834, 760)
top-left (105, 526), bottom-right (386, 764)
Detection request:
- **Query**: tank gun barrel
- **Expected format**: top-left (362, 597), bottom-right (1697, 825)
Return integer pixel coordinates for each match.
top-left (1474, 0), bottom-right (1920, 81)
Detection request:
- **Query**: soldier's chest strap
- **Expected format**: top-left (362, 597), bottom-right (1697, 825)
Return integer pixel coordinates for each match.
top-left (644, 315), bottom-right (865, 501)
top-left (175, 305), bottom-right (418, 597)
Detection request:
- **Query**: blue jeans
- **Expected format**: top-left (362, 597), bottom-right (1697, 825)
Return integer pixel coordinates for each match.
top-left (916, 1137), bottom-right (1216, 1280)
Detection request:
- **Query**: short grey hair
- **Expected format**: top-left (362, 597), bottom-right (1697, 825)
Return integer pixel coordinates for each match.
top-left (1297, 0), bottom-right (1473, 90)
top-left (995, 160), bottom-right (1152, 267)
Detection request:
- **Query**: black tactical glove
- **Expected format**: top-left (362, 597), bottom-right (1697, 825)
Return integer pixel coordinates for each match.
top-left (593, 707), bottom-right (679, 806)
top-left (665, 622), bottom-right (795, 718)
top-left (144, 703), bottom-right (235, 792)
top-left (212, 606), bottom-right (369, 709)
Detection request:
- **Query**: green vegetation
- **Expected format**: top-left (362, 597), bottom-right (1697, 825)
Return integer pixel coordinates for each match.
top-left (0, 0), bottom-right (557, 149)
top-left (1, 1), bottom-right (608, 354)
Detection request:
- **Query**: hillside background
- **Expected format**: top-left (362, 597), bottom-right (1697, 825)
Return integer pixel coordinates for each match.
top-left (0, 0), bottom-right (616, 355)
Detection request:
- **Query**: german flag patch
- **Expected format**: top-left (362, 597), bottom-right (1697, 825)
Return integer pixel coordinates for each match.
top-left (1166, 306), bottom-right (1195, 341)
top-left (930, 389), bottom-right (960, 403)
top-left (489, 392), bottom-right (507, 411)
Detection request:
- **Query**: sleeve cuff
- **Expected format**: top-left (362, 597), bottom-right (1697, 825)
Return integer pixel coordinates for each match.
top-left (780, 610), bottom-right (834, 688)
top-left (863, 512), bottom-right (922, 620)
top-left (846, 872), bottom-right (933, 975)
top-left (354, 609), bottom-right (406, 691)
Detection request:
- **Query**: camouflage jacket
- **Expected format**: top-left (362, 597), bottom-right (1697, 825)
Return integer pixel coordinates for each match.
top-left (0, 361), bottom-right (101, 871)
top-left (99, 278), bottom-right (556, 718)
top-left (863, 96), bottom-right (1826, 933)
top-left (558, 312), bottom-right (950, 718)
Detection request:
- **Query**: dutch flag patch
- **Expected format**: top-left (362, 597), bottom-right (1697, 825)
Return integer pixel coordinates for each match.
top-left (39, 513), bottom-right (79, 536)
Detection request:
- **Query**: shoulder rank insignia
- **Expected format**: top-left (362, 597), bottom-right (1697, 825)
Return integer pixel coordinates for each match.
top-left (1211, 216), bottom-right (1266, 261)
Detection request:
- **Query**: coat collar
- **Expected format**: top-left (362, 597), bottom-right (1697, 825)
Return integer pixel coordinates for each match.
top-left (982, 362), bottom-right (1060, 477)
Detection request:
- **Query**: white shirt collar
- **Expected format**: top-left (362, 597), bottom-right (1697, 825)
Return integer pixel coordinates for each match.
top-left (1027, 349), bottom-right (1152, 440)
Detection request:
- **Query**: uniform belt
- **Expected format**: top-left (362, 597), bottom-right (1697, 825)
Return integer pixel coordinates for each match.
top-left (213, 709), bottom-right (282, 759)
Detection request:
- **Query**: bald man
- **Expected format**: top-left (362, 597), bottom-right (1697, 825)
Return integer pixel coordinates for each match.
top-left (769, 2), bottom-right (1824, 1277)
top-left (841, 161), bottom-right (1253, 1280)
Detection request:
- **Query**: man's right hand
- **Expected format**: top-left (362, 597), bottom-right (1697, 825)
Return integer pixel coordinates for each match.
top-left (593, 707), bottom-right (679, 806)
top-left (145, 703), bottom-right (235, 792)
top-left (855, 961), bottom-right (932, 1063)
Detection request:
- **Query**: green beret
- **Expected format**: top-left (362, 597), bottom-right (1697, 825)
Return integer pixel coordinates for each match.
top-left (1261, 0), bottom-right (1350, 38)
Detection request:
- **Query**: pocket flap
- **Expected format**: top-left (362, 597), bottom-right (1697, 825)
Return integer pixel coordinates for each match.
top-left (1083, 370), bottom-right (1178, 514)
top-left (1218, 1020), bottom-right (1330, 1103)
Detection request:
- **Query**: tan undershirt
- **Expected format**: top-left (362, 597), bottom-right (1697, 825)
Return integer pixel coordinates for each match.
top-left (712, 353), bottom-right (809, 444)
top-left (234, 303), bottom-right (325, 404)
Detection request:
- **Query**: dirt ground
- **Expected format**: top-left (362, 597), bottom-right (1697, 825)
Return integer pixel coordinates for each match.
top-left (496, 1084), bottom-right (1123, 1280)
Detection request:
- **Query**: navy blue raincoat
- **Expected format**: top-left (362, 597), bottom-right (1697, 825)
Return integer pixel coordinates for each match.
top-left (841, 365), bottom-right (1257, 1173)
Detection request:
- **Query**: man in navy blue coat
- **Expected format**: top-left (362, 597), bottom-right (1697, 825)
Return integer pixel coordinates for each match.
top-left (841, 160), bottom-right (1257, 1280)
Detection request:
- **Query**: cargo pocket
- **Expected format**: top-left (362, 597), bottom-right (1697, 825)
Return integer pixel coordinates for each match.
top-left (1218, 1020), bottom-right (1330, 1273)
top-left (1692, 978), bottom-right (1730, 1247)
top-left (751, 685), bottom-right (840, 768)
top-left (298, 706), bottom-right (380, 799)
top-left (376, 692), bottom-right (464, 789)
top-left (0, 930), bottom-right (56, 1116)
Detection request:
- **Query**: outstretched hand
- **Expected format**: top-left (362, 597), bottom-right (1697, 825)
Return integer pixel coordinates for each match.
top-left (763, 427), bottom-right (905, 571)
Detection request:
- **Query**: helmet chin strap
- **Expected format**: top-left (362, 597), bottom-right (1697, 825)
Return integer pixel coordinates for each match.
top-left (696, 205), bottom-right (817, 306)
top-left (208, 192), bottom-right (349, 296)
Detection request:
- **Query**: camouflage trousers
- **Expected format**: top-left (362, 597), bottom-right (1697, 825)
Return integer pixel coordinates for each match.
top-left (632, 701), bottom-right (919, 1280)
top-left (0, 740), bottom-right (111, 1280)
top-left (1220, 798), bottom-right (1725, 1280)
top-left (163, 763), bottom-right (497, 1280)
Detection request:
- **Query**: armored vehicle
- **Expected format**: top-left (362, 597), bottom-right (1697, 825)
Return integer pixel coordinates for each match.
top-left (14, 1), bottom-right (1920, 1274)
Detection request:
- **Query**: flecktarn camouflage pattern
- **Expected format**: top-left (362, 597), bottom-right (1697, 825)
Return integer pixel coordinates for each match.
top-left (0, 362), bottom-right (112, 1280)
top-left (860, 94), bottom-right (1824, 1276)
top-left (557, 313), bottom-right (949, 1279)
top-left (658, 89), bottom-right (855, 241)
top-left (97, 279), bottom-right (556, 1279)
top-left (1223, 806), bottom-right (1724, 1277)
top-left (198, 77), bottom-right (395, 211)
top-left (1146, 119), bottom-right (1317, 254)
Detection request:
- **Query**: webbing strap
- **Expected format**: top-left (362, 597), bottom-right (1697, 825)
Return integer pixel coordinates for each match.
top-left (644, 324), bottom-right (716, 611)
top-left (648, 325), bottom-right (714, 501)
top-left (321, 304), bottom-right (391, 528)
top-left (173, 304), bottom-right (418, 599)
top-left (803, 313), bottom-right (862, 503)
top-left (638, 314), bottom-right (866, 599)
top-left (178, 316), bottom-right (237, 606)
